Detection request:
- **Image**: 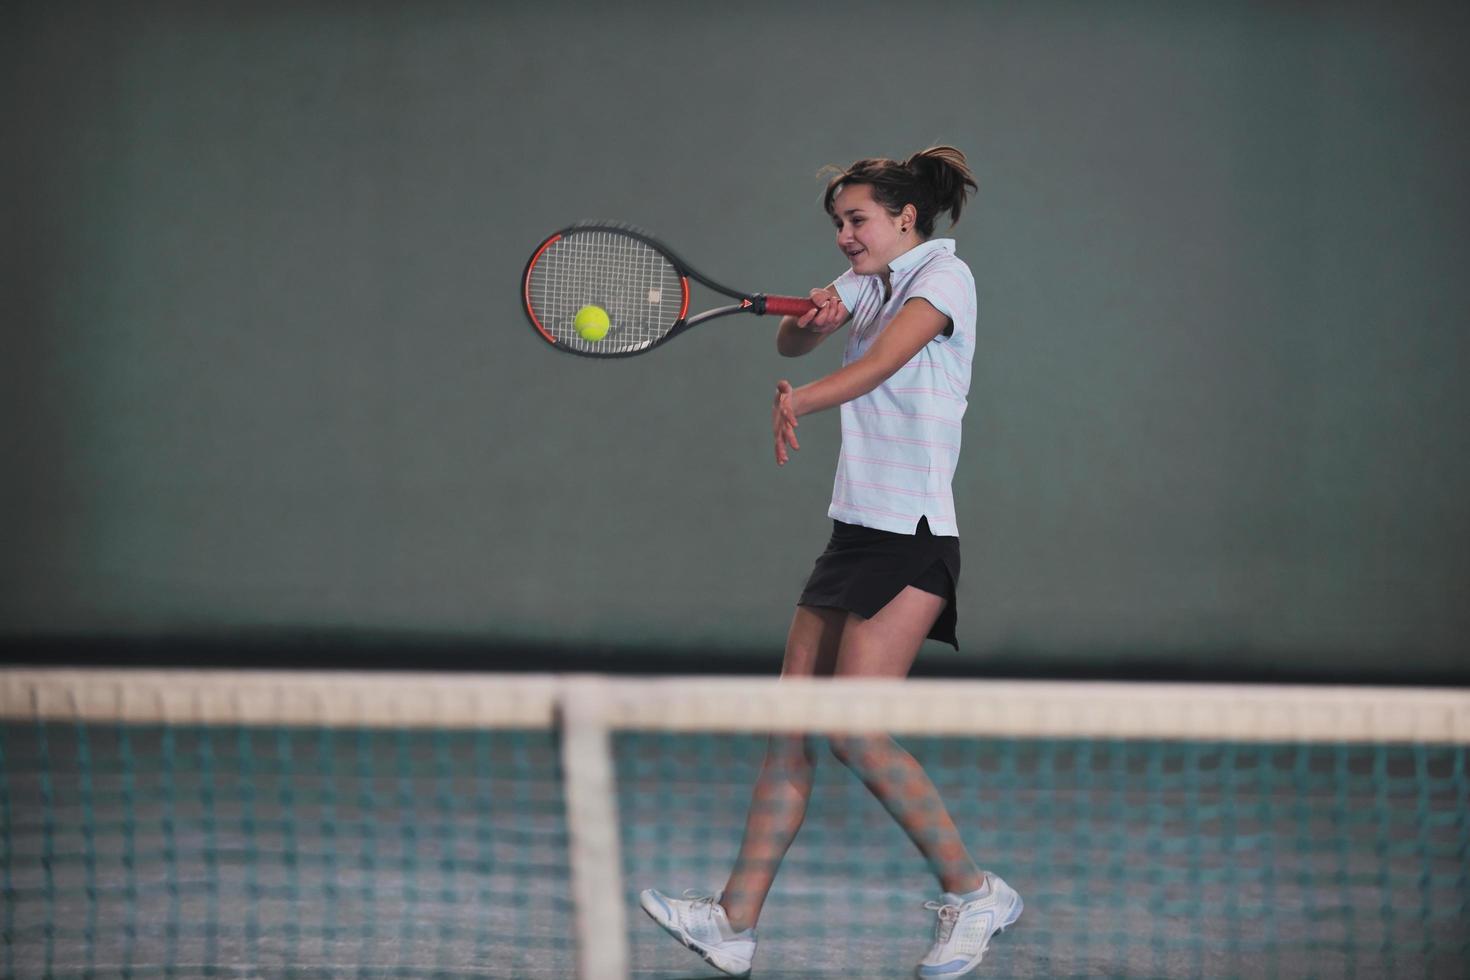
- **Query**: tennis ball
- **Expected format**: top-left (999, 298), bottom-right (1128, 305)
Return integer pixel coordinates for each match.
top-left (574, 305), bottom-right (611, 341)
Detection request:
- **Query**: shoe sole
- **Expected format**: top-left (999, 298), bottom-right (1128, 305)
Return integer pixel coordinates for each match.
top-left (638, 891), bottom-right (752, 979)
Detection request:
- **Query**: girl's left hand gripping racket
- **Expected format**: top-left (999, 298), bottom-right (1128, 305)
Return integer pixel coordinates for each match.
top-left (521, 222), bottom-right (817, 358)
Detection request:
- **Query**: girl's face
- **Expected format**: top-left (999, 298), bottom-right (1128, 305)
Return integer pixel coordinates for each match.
top-left (831, 183), bottom-right (916, 277)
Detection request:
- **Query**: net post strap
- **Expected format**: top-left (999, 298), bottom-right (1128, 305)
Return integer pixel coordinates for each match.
top-left (559, 675), bottom-right (629, 980)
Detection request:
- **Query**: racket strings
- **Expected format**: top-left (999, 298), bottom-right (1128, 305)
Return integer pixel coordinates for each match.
top-left (526, 231), bottom-right (685, 353)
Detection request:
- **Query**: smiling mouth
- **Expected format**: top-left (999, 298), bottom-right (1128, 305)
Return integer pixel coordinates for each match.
top-left (845, 248), bottom-right (866, 260)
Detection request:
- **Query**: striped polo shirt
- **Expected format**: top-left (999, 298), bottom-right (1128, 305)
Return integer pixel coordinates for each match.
top-left (827, 238), bottom-right (976, 536)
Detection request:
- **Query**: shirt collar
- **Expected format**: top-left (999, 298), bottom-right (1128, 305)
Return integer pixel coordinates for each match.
top-left (887, 238), bottom-right (954, 278)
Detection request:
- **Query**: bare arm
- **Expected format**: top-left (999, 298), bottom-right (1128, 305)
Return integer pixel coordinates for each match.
top-left (791, 297), bottom-right (949, 416)
top-left (773, 297), bottom-right (951, 465)
top-left (775, 285), bottom-right (850, 357)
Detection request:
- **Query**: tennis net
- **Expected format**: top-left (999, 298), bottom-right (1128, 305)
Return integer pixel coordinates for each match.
top-left (1, 669), bottom-right (1466, 978)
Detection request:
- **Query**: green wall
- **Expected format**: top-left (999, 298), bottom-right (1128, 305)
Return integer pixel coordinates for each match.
top-left (4, 2), bottom-right (1468, 676)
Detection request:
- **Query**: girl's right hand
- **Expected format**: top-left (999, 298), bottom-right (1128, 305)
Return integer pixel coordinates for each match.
top-left (796, 287), bottom-right (848, 335)
top-left (773, 380), bottom-right (800, 466)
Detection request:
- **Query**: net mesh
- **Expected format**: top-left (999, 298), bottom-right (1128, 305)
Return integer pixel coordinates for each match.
top-left (525, 230), bottom-right (686, 355)
top-left (2, 721), bottom-right (571, 979)
top-left (2, 670), bottom-right (1467, 979)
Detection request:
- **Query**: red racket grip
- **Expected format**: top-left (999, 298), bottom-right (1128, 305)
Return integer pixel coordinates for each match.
top-left (763, 295), bottom-right (819, 317)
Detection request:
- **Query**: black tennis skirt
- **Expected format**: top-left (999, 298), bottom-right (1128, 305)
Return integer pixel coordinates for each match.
top-left (798, 515), bottom-right (961, 649)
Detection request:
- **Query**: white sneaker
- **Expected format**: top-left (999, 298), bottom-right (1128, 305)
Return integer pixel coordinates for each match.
top-left (915, 872), bottom-right (1023, 978)
top-left (639, 889), bottom-right (757, 978)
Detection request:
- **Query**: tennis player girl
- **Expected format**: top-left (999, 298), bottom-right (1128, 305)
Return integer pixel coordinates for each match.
top-left (640, 147), bottom-right (1021, 979)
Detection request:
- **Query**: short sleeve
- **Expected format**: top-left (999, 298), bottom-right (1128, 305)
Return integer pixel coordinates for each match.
top-left (831, 268), bottom-right (863, 312)
top-left (905, 260), bottom-right (975, 342)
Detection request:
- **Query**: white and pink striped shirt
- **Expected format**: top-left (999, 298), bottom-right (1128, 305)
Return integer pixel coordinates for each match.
top-left (828, 238), bottom-right (975, 536)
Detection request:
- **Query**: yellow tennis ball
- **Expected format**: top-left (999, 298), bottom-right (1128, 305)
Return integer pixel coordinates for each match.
top-left (574, 305), bottom-right (611, 341)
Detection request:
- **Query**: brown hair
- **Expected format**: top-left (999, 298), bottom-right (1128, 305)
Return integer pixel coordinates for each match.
top-left (822, 145), bottom-right (978, 238)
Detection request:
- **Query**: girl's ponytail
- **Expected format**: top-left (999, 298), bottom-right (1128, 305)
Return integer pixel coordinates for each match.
top-left (905, 146), bottom-right (978, 238)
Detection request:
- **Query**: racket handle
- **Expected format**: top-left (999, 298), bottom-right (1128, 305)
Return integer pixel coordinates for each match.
top-left (761, 295), bottom-right (819, 317)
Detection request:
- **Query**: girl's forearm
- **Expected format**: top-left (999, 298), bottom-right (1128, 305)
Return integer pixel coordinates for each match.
top-left (791, 359), bottom-right (887, 417)
top-left (775, 316), bottom-right (827, 357)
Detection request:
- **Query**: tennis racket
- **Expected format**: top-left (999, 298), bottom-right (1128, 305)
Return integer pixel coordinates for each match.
top-left (521, 222), bottom-right (818, 358)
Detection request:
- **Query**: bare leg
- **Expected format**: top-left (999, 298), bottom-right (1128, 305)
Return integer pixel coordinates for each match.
top-left (720, 604), bottom-right (844, 932)
top-left (827, 586), bottom-right (984, 895)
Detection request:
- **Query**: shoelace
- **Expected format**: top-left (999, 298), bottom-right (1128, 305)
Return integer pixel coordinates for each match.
top-left (678, 890), bottom-right (721, 928)
top-left (923, 901), bottom-right (962, 943)
top-left (681, 890), bottom-right (719, 906)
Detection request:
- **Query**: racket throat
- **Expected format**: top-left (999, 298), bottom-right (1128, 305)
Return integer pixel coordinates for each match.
top-left (685, 300), bottom-right (764, 328)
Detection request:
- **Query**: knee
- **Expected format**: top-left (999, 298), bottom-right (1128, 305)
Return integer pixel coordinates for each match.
top-left (781, 637), bottom-right (827, 678)
top-left (762, 734), bottom-right (818, 782)
top-left (828, 733), bottom-right (889, 773)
